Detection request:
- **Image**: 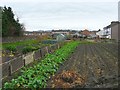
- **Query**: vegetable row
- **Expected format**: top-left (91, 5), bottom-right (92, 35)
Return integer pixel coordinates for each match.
top-left (4, 41), bottom-right (79, 89)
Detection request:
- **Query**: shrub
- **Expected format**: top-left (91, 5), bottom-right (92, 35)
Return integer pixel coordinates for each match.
top-left (5, 45), bottom-right (17, 52)
top-left (22, 46), bottom-right (37, 54)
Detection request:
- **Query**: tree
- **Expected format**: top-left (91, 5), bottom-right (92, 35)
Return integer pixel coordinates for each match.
top-left (2, 6), bottom-right (25, 37)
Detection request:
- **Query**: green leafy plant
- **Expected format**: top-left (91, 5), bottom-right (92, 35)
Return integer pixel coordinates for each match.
top-left (22, 46), bottom-right (38, 54)
top-left (2, 39), bottom-right (39, 50)
top-left (5, 45), bottom-right (17, 52)
top-left (4, 41), bottom-right (80, 88)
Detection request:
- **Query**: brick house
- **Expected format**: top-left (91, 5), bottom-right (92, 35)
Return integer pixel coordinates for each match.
top-left (81, 29), bottom-right (91, 37)
top-left (81, 29), bottom-right (97, 38)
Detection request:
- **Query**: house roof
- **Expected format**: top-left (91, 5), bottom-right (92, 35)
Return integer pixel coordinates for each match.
top-left (52, 30), bottom-right (70, 32)
top-left (103, 21), bottom-right (120, 29)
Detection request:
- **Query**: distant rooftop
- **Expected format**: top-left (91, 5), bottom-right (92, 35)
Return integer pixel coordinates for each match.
top-left (52, 30), bottom-right (70, 32)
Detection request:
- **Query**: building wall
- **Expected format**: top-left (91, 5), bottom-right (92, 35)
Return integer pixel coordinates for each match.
top-left (52, 32), bottom-right (70, 35)
top-left (111, 23), bottom-right (119, 42)
top-left (81, 30), bottom-right (91, 36)
top-left (118, 23), bottom-right (120, 42)
top-left (96, 30), bottom-right (105, 38)
top-left (104, 28), bottom-right (111, 39)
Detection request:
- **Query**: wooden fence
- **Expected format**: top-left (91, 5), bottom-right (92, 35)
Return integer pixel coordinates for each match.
top-left (1, 43), bottom-right (65, 81)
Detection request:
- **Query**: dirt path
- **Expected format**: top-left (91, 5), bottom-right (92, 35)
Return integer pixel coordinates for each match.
top-left (48, 43), bottom-right (118, 88)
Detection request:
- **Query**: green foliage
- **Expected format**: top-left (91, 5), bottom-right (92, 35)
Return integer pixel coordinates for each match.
top-left (5, 45), bottom-right (17, 52)
top-left (2, 39), bottom-right (39, 50)
top-left (3, 41), bottom-right (80, 89)
top-left (22, 46), bottom-right (37, 54)
top-left (2, 6), bottom-right (25, 37)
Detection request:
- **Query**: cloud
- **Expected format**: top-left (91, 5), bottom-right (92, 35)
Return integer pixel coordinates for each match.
top-left (0, 0), bottom-right (119, 3)
top-left (0, 1), bottom-right (118, 31)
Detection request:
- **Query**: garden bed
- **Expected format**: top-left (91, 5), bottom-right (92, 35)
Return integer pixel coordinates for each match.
top-left (47, 70), bottom-right (86, 88)
top-left (3, 41), bottom-right (79, 89)
top-left (47, 42), bottom-right (118, 88)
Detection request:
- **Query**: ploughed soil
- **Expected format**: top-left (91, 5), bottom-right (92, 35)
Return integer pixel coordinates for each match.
top-left (47, 43), bottom-right (119, 88)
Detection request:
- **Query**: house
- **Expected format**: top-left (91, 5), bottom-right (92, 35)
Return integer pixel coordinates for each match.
top-left (111, 21), bottom-right (120, 42)
top-left (23, 31), bottom-right (51, 36)
top-left (69, 30), bottom-right (78, 34)
top-left (103, 25), bottom-right (111, 39)
top-left (102, 21), bottom-right (120, 42)
top-left (96, 30), bottom-right (106, 38)
top-left (24, 31), bottom-right (42, 36)
top-left (52, 30), bottom-right (70, 35)
top-left (81, 29), bottom-right (91, 37)
top-left (89, 31), bottom-right (98, 38)
top-left (71, 32), bottom-right (82, 38)
top-left (81, 29), bottom-right (97, 38)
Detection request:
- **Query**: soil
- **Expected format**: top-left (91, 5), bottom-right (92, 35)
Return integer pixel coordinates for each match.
top-left (47, 43), bottom-right (119, 88)
top-left (47, 70), bottom-right (86, 88)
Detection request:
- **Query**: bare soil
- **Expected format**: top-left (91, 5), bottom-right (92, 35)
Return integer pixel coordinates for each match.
top-left (47, 43), bottom-right (119, 88)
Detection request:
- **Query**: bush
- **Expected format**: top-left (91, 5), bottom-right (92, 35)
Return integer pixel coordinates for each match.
top-left (5, 45), bottom-right (17, 52)
top-left (22, 46), bottom-right (37, 54)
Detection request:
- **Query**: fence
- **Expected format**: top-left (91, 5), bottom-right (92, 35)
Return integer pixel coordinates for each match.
top-left (1, 42), bottom-right (66, 81)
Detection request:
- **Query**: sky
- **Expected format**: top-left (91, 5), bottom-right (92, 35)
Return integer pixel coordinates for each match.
top-left (118, 1), bottom-right (120, 21)
top-left (0, 0), bottom-right (119, 31)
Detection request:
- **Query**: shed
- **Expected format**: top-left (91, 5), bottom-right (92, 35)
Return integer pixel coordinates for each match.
top-left (56, 34), bottom-right (66, 42)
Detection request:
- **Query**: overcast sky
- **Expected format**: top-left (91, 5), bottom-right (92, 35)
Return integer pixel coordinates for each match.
top-left (0, 0), bottom-right (119, 31)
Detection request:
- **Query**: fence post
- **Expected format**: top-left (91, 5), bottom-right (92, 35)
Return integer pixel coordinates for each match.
top-left (48, 46), bottom-right (51, 54)
top-left (8, 63), bottom-right (12, 76)
top-left (51, 45), bottom-right (54, 53)
top-left (56, 44), bottom-right (58, 49)
top-left (58, 44), bottom-right (60, 49)
top-left (40, 49), bottom-right (42, 58)
top-left (23, 59), bottom-right (25, 66)
top-left (33, 51), bottom-right (35, 61)
top-left (46, 46), bottom-right (48, 53)
top-left (22, 55), bottom-right (26, 66)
